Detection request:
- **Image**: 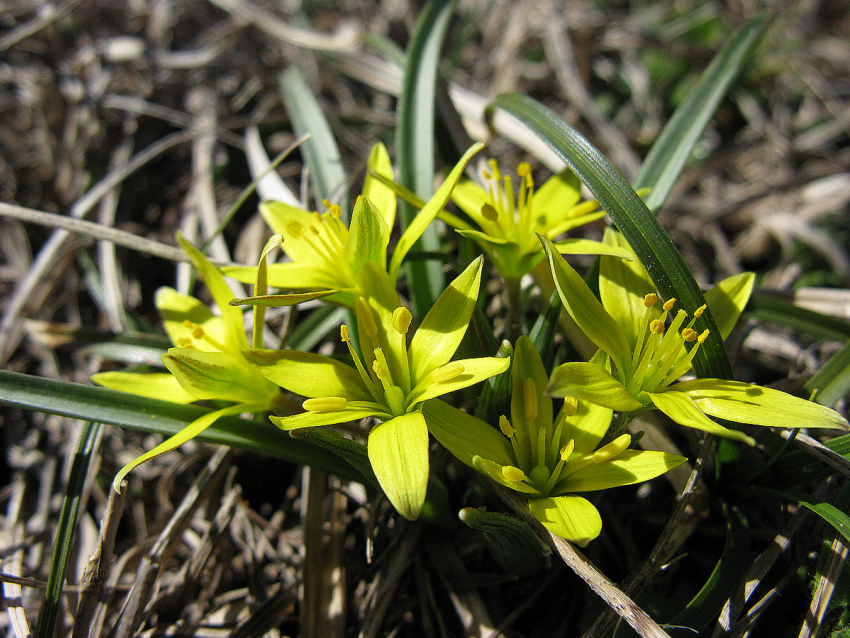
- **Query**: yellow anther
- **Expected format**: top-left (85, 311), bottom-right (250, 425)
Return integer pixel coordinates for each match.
top-left (562, 396), bottom-right (578, 417)
top-left (560, 439), bottom-right (576, 462)
top-left (329, 204), bottom-right (342, 219)
top-left (340, 325), bottom-right (350, 343)
top-left (392, 307), bottom-right (412, 335)
top-left (371, 359), bottom-right (388, 380)
top-left (682, 328), bottom-right (698, 342)
top-left (663, 298), bottom-right (676, 312)
top-left (176, 337), bottom-right (193, 348)
top-left (310, 225), bottom-right (321, 236)
top-left (501, 465), bottom-right (526, 483)
top-left (303, 397), bottom-right (347, 413)
top-left (313, 211), bottom-right (323, 223)
top-left (593, 434), bottom-right (631, 464)
top-left (356, 297), bottom-right (378, 338)
top-left (284, 221), bottom-right (304, 238)
top-left (192, 326), bottom-right (205, 339)
top-left (650, 319), bottom-right (665, 335)
top-left (432, 362), bottom-right (465, 383)
top-left (517, 162), bottom-right (532, 177)
top-left (644, 293), bottom-right (658, 307)
top-left (694, 304), bottom-right (706, 318)
top-left (183, 320), bottom-right (197, 329)
top-left (698, 329), bottom-right (710, 344)
top-left (523, 378), bottom-right (538, 421)
top-left (499, 415), bottom-right (515, 437)
top-left (481, 203), bottom-right (498, 221)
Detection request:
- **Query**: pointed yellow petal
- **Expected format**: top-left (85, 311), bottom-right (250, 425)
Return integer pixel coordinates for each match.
top-left (91, 371), bottom-right (197, 404)
top-left (259, 201), bottom-right (331, 264)
top-left (703, 272), bottom-right (755, 341)
top-left (113, 403), bottom-right (257, 493)
top-left (368, 412), bottom-right (430, 520)
top-left (408, 257), bottom-right (483, 382)
top-left (561, 398), bottom-right (614, 457)
top-left (155, 287), bottom-right (226, 352)
top-left (598, 228), bottom-right (657, 352)
top-left (532, 168), bottom-right (582, 232)
top-left (648, 390), bottom-right (756, 445)
top-left (539, 234), bottom-right (632, 375)
top-left (451, 179), bottom-right (497, 230)
top-left (674, 378), bottom-right (849, 431)
top-left (389, 141), bottom-right (485, 283)
top-left (271, 405), bottom-right (385, 430)
top-left (344, 196), bottom-right (390, 271)
top-left (527, 496), bottom-right (602, 546)
top-left (423, 399), bottom-right (514, 469)
top-left (222, 262), bottom-right (342, 291)
top-left (362, 141), bottom-right (396, 232)
top-left (548, 362), bottom-right (644, 411)
top-left (557, 450), bottom-right (685, 493)
top-left (243, 348), bottom-right (373, 401)
top-left (408, 356), bottom-right (510, 405)
top-left (355, 262), bottom-right (405, 379)
top-left (162, 348), bottom-right (275, 404)
top-left (176, 233), bottom-right (247, 350)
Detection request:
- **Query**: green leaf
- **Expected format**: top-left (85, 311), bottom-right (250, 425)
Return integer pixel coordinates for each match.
top-left (668, 505), bottom-right (749, 633)
top-left (279, 66), bottom-right (348, 214)
top-left (289, 427), bottom-right (379, 489)
top-left (458, 507), bottom-right (546, 577)
top-left (539, 235), bottom-right (632, 376)
top-left (368, 411), bottom-right (430, 520)
top-left (547, 362), bottom-right (643, 412)
top-left (409, 257), bottom-right (483, 381)
top-left (806, 339), bottom-right (850, 407)
top-left (747, 486), bottom-right (850, 546)
top-left (243, 349), bottom-right (372, 402)
top-left (747, 291), bottom-right (850, 342)
top-left (396, 0), bottom-right (458, 314)
top-left (527, 496), bottom-right (602, 546)
top-left (0, 370), bottom-right (361, 479)
top-left (634, 16), bottom-right (771, 212)
top-left (492, 94), bottom-right (733, 381)
top-left (674, 378), bottom-right (849, 430)
top-left (423, 399), bottom-right (514, 469)
top-left (648, 390), bottom-right (755, 445)
top-left (37, 422), bottom-right (101, 638)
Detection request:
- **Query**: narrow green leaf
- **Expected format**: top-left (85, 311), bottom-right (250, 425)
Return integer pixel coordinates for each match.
top-left (806, 339), bottom-right (850, 407)
top-left (279, 67), bottom-right (348, 215)
top-left (0, 370), bottom-right (361, 479)
top-left (668, 505), bottom-right (749, 634)
top-left (634, 16), bottom-right (771, 212)
top-left (284, 305), bottom-right (348, 351)
top-left (747, 486), bottom-right (850, 545)
top-left (37, 422), bottom-right (101, 638)
top-left (396, 0), bottom-right (457, 315)
top-left (491, 93), bottom-right (733, 380)
top-left (459, 508), bottom-right (546, 577)
top-left (748, 291), bottom-right (850, 342)
top-left (289, 428), bottom-right (379, 488)
top-left (772, 434), bottom-right (850, 485)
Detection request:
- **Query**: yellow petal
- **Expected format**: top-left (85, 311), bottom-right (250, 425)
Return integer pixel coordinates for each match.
top-left (91, 371), bottom-right (197, 404)
top-left (528, 496), bottom-right (602, 546)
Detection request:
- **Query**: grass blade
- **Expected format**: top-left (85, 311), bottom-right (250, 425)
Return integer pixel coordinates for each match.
top-left (748, 291), bottom-right (850, 342)
top-left (396, 0), bottom-right (456, 316)
top-left (37, 421), bottom-right (101, 638)
top-left (634, 16), bottom-right (771, 212)
top-left (279, 66), bottom-right (349, 216)
top-left (748, 486), bottom-right (850, 545)
top-left (490, 93), bottom-right (732, 380)
top-left (806, 339), bottom-right (850, 408)
top-left (0, 370), bottom-right (362, 480)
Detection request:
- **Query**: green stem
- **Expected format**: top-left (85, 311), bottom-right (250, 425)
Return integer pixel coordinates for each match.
top-left (505, 276), bottom-right (522, 343)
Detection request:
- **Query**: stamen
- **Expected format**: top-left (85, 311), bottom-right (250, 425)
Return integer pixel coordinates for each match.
top-left (694, 304), bottom-right (706, 318)
top-left (501, 465), bottom-right (526, 483)
top-left (593, 434), bottom-right (631, 463)
top-left (562, 396), bottom-right (578, 417)
top-left (499, 415), bottom-right (515, 437)
top-left (650, 319), bottom-right (665, 335)
top-left (698, 329), bottom-right (709, 343)
top-left (560, 439), bottom-right (575, 462)
top-left (481, 203), bottom-right (498, 221)
top-left (663, 298), bottom-right (676, 312)
top-left (517, 162), bottom-right (533, 186)
top-left (431, 362), bottom-right (465, 383)
top-left (392, 307), bottom-right (412, 335)
top-left (340, 325), bottom-right (350, 342)
top-left (682, 328), bottom-right (698, 342)
top-left (644, 293), bottom-right (658, 307)
top-left (303, 397), bottom-right (347, 413)
top-left (523, 378), bottom-right (538, 421)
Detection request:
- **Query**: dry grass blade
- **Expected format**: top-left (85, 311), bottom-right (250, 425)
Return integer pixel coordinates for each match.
top-left (2, 477), bottom-right (31, 638)
top-left (782, 430), bottom-right (850, 481)
top-left (798, 527), bottom-right (849, 638)
top-left (0, 0), bottom-right (82, 52)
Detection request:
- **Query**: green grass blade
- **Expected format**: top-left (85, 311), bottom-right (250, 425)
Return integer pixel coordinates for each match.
top-left (806, 339), bottom-right (850, 408)
top-left (0, 370), bottom-right (361, 480)
top-left (279, 67), bottom-right (349, 216)
top-left (747, 486), bottom-right (850, 545)
top-left (771, 434), bottom-right (850, 485)
top-left (284, 305), bottom-right (348, 352)
top-left (490, 93), bottom-right (732, 380)
top-left (748, 291), bottom-right (850, 342)
top-left (37, 421), bottom-right (101, 638)
top-left (667, 504), bottom-right (749, 634)
top-left (634, 16), bottom-right (770, 212)
top-left (396, 0), bottom-right (456, 316)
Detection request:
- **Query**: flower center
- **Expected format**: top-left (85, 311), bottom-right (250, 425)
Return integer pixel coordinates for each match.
top-left (479, 160), bottom-right (536, 241)
top-left (626, 295), bottom-right (709, 396)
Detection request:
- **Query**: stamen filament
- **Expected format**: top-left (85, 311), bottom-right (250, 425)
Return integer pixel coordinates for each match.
top-left (341, 325), bottom-right (383, 403)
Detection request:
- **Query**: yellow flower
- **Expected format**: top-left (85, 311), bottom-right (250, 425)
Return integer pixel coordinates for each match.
top-left (244, 257), bottom-right (509, 520)
top-left (425, 336), bottom-right (685, 545)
